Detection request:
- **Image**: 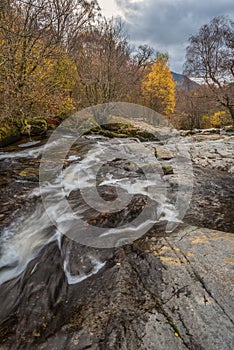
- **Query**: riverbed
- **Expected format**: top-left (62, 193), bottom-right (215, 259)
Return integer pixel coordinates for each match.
top-left (0, 132), bottom-right (233, 349)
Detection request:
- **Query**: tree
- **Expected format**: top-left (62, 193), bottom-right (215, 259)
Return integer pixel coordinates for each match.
top-left (175, 84), bottom-right (219, 129)
top-left (128, 44), bottom-right (155, 103)
top-left (0, 0), bottom-right (98, 122)
top-left (184, 16), bottom-right (234, 123)
top-left (71, 19), bottom-right (153, 117)
top-left (142, 53), bottom-right (175, 115)
top-left (72, 19), bottom-right (131, 108)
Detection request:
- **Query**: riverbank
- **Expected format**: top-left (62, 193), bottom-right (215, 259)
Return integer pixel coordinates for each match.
top-left (0, 118), bottom-right (50, 148)
top-left (1, 115), bottom-right (233, 148)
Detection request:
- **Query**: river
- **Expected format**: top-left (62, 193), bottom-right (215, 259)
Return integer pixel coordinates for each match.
top-left (0, 132), bottom-right (233, 349)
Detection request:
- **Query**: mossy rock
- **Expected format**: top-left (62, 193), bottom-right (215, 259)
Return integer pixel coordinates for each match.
top-left (86, 123), bottom-right (158, 142)
top-left (162, 165), bottom-right (174, 175)
top-left (0, 124), bottom-right (21, 147)
top-left (18, 168), bottom-right (39, 182)
top-left (21, 119), bottom-right (48, 136)
top-left (136, 130), bottom-right (158, 141)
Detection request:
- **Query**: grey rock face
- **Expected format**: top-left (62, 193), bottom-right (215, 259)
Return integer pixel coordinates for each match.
top-left (189, 136), bottom-right (234, 173)
top-left (0, 225), bottom-right (233, 350)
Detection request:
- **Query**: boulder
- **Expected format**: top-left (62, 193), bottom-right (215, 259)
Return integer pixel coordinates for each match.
top-left (155, 146), bottom-right (174, 160)
top-left (0, 124), bottom-right (21, 147)
top-left (21, 119), bottom-right (47, 136)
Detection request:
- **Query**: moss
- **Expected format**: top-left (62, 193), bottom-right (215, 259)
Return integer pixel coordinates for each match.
top-left (137, 130), bottom-right (157, 141)
top-left (21, 118), bottom-right (48, 136)
top-left (19, 168), bottom-right (39, 182)
top-left (168, 320), bottom-right (180, 336)
top-left (86, 122), bottom-right (158, 142)
top-left (0, 123), bottom-right (21, 147)
top-left (0, 124), bottom-right (18, 138)
top-left (97, 129), bottom-right (129, 139)
top-left (162, 165), bottom-right (174, 175)
top-left (0, 117), bottom-right (48, 147)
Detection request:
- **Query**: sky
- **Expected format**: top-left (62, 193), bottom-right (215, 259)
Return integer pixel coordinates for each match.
top-left (98, 0), bottom-right (234, 73)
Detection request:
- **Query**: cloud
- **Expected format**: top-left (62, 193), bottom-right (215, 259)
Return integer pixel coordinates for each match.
top-left (115, 0), bottom-right (234, 72)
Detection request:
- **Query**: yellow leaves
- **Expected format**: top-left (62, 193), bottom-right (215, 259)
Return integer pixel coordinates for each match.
top-left (0, 7), bottom-right (77, 120)
top-left (202, 111), bottom-right (227, 128)
top-left (59, 97), bottom-right (76, 119)
top-left (142, 55), bottom-right (176, 115)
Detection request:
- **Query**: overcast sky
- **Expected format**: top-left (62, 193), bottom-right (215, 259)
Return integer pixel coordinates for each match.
top-left (98, 0), bottom-right (234, 73)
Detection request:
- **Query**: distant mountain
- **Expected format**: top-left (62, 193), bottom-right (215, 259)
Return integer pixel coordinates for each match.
top-left (171, 72), bottom-right (199, 90)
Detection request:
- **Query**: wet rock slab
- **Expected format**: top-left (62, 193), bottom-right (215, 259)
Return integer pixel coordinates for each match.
top-left (0, 225), bottom-right (233, 350)
top-left (0, 132), bottom-right (234, 349)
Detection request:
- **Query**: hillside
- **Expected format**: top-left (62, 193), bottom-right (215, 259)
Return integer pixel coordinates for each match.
top-left (171, 71), bottom-right (199, 90)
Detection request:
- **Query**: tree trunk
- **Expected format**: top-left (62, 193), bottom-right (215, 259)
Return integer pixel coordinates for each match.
top-left (227, 105), bottom-right (234, 125)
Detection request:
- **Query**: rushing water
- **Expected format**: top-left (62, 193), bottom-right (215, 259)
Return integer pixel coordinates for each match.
top-left (0, 135), bottom-right (233, 287)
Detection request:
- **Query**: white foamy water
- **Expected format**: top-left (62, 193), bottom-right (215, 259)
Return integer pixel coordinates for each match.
top-left (0, 204), bottom-right (57, 285)
top-left (0, 139), bottom-right (65, 160)
top-left (64, 257), bottom-right (106, 285)
top-left (0, 145), bottom-right (45, 160)
top-left (0, 138), bottom-right (184, 285)
top-left (18, 140), bottom-right (41, 148)
top-left (67, 155), bottom-right (80, 162)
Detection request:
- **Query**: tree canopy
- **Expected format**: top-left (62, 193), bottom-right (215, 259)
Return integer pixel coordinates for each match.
top-left (184, 16), bottom-right (234, 123)
top-left (142, 54), bottom-right (175, 115)
top-left (0, 0), bottom-right (178, 134)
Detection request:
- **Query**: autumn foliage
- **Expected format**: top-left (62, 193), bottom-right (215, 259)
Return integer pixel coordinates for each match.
top-left (0, 0), bottom-right (177, 134)
top-left (0, 0), bottom-right (98, 128)
top-left (142, 54), bottom-right (175, 115)
top-left (1, 2), bottom-right (231, 136)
